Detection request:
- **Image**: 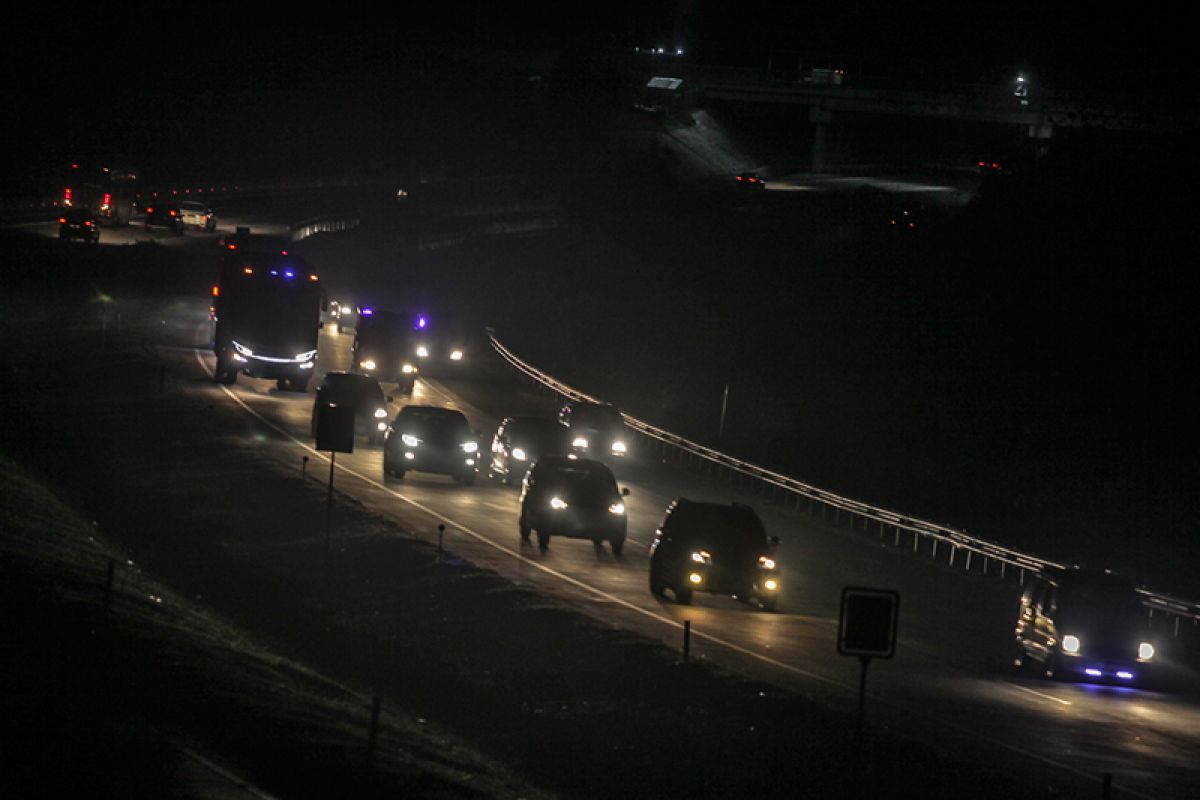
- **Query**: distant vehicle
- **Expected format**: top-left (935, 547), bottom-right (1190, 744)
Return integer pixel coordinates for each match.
top-left (488, 416), bottom-right (573, 485)
top-left (210, 251), bottom-right (325, 391)
top-left (888, 203), bottom-right (925, 238)
top-left (518, 456), bottom-right (628, 553)
top-left (62, 165), bottom-right (137, 226)
top-left (218, 227), bottom-right (291, 254)
top-left (352, 307), bottom-right (420, 393)
top-left (1014, 568), bottom-right (1158, 684)
top-left (58, 209), bottom-right (99, 243)
top-left (411, 316), bottom-right (470, 375)
top-left (802, 67), bottom-right (844, 85)
top-left (179, 200), bottom-right (217, 232)
top-left (735, 172), bottom-right (767, 189)
top-left (648, 499), bottom-right (782, 611)
top-left (382, 405), bottom-right (479, 484)
top-left (311, 372), bottom-right (391, 446)
top-left (325, 300), bottom-right (357, 334)
top-left (144, 203), bottom-right (184, 235)
top-left (559, 401), bottom-right (628, 460)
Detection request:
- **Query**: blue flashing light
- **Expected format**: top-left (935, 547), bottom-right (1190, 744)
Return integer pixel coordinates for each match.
top-left (270, 269), bottom-right (279, 276)
top-left (284, 269), bottom-right (295, 279)
top-left (361, 307), bottom-right (374, 316)
top-left (1085, 668), bottom-right (1103, 677)
top-left (1117, 671), bottom-right (1134, 680)
top-left (417, 315), bottom-right (427, 329)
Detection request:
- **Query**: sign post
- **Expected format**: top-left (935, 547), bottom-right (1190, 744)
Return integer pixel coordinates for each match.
top-left (314, 403), bottom-right (356, 548)
top-left (838, 587), bottom-right (899, 797)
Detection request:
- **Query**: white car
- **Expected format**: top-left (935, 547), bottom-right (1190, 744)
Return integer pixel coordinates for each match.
top-left (179, 200), bottom-right (217, 232)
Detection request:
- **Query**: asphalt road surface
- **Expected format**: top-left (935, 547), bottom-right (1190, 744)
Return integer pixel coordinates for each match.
top-left (155, 304), bottom-right (1200, 800)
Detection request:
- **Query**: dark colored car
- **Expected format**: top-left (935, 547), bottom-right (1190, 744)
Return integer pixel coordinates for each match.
top-left (353, 307), bottom-right (419, 392)
top-left (58, 209), bottom-right (99, 243)
top-left (383, 405), bottom-right (479, 484)
top-left (518, 456), bottom-right (629, 553)
top-left (648, 499), bottom-right (782, 611)
top-left (735, 172), bottom-right (767, 189)
top-left (488, 416), bottom-right (573, 485)
top-left (1014, 568), bottom-right (1158, 684)
top-left (558, 401), bottom-right (628, 460)
top-left (144, 203), bottom-right (184, 235)
top-left (311, 372), bottom-right (391, 446)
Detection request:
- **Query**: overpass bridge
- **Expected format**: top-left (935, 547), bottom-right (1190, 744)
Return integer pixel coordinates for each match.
top-left (643, 62), bottom-right (1198, 171)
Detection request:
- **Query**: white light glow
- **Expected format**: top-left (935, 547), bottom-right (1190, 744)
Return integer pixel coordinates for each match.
top-left (758, 556), bottom-right (776, 570)
top-left (1062, 635), bottom-right (1081, 654)
top-left (512, 448), bottom-right (527, 461)
top-left (362, 359), bottom-right (376, 370)
top-left (374, 408), bottom-right (387, 419)
top-left (450, 350), bottom-right (463, 361)
top-left (550, 496), bottom-right (568, 510)
top-left (608, 502), bottom-right (625, 515)
top-left (764, 579), bottom-right (779, 591)
top-left (416, 346), bottom-right (429, 358)
top-left (573, 437), bottom-right (589, 449)
top-left (1139, 642), bottom-right (1155, 661)
top-left (401, 434), bottom-right (421, 447)
top-left (611, 441), bottom-right (627, 454)
top-left (461, 441), bottom-right (479, 453)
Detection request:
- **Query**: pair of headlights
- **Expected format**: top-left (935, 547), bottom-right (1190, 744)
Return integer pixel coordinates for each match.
top-left (549, 496), bottom-right (625, 514)
top-left (1061, 635), bottom-right (1154, 661)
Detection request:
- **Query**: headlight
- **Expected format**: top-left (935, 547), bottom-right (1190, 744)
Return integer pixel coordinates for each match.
top-left (1062, 635), bottom-right (1082, 654)
top-left (374, 408), bottom-right (388, 419)
top-left (361, 359), bottom-right (376, 370)
top-left (512, 447), bottom-right (527, 461)
top-left (401, 434), bottom-right (421, 447)
top-left (608, 502), bottom-right (625, 515)
top-left (401, 363), bottom-right (416, 374)
top-left (763, 578), bottom-right (779, 592)
top-left (377, 422), bottom-right (387, 431)
top-left (758, 556), bottom-right (777, 570)
top-left (550, 496), bottom-right (569, 510)
top-left (1138, 642), bottom-right (1155, 661)
top-left (233, 341), bottom-right (253, 356)
top-left (232, 353), bottom-right (247, 362)
top-left (691, 550), bottom-right (712, 564)
top-left (416, 345), bottom-right (429, 358)
top-left (461, 441), bottom-right (479, 453)
top-left (294, 349), bottom-right (317, 362)
top-left (450, 349), bottom-right (464, 361)
top-left (573, 437), bottom-right (589, 449)
top-left (611, 440), bottom-right (627, 454)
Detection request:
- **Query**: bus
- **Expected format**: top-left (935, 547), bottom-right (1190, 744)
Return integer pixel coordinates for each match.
top-left (63, 165), bottom-right (138, 226)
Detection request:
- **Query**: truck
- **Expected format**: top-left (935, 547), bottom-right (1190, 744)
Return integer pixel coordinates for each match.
top-left (210, 246), bottom-right (326, 392)
top-left (351, 307), bottom-right (420, 393)
top-left (63, 165), bottom-right (137, 225)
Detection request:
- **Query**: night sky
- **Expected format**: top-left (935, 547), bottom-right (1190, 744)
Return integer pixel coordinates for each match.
top-left (3, 2), bottom-right (1187, 192)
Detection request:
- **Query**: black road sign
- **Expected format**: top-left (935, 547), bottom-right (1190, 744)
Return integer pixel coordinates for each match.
top-left (838, 587), bottom-right (899, 658)
top-left (314, 403), bottom-right (355, 453)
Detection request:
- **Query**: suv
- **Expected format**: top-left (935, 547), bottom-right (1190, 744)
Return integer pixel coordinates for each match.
top-left (144, 203), bottom-right (184, 235)
top-left (559, 401), bottom-right (628, 460)
top-left (311, 372), bottom-right (391, 446)
top-left (649, 499), bottom-right (782, 611)
top-left (489, 416), bottom-right (572, 485)
top-left (383, 405), bottom-right (479, 484)
top-left (519, 456), bottom-right (629, 553)
top-left (180, 200), bottom-right (217, 231)
top-left (58, 209), bottom-right (99, 243)
top-left (1014, 568), bottom-right (1158, 684)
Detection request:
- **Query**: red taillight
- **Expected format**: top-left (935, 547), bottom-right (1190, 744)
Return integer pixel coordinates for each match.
top-left (280, 250), bottom-right (289, 256)
top-left (169, 210), bottom-right (177, 216)
top-left (146, 206), bottom-right (153, 214)
top-left (103, 193), bottom-right (111, 206)
top-left (85, 221), bottom-right (92, 226)
top-left (736, 176), bottom-right (743, 181)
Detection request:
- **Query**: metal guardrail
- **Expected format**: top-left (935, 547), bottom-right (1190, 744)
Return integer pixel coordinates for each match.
top-left (488, 330), bottom-right (1200, 634)
top-left (290, 215), bottom-right (360, 241)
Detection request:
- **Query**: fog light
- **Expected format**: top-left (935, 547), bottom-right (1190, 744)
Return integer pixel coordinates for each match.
top-left (688, 572), bottom-right (703, 585)
top-left (1138, 642), bottom-right (1155, 661)
top-left (763, 579), bottom-right (778, 591)
top-left (1085, 668), bottom-right (1102, 677)
top-left (1117, 671), bottom-right (1134, 680)
top-left (377, 422), bottom-right (387, 431)
top-left (465, 458), bottom-right (475, 466)
top-left (404, 452), bottom-right (415, 460)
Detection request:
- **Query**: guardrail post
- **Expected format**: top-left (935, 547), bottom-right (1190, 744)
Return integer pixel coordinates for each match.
top-left (912, 531), bottom-right (919, 553)
top-left (931, 538), bottom-right (938, 559)
top-left (965, 551), bottom-right (973, 572)
top-left (894, 527), bottom-right (901, 547)
top-left (949, 545), bottom-right (956, 568)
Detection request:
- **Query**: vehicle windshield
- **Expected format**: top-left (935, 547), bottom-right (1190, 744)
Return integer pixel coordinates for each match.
top-left (546, 466), bottom-right (616, 500)
top-left (399, 408), bottom-right (469, 435)
top-left (571, 405), bottom-right (623, 429)
top-left (218, 256), bottom-right (322, 352)
top-left (511, 419), bottom-right (570, 450)
top-left (668, 504), bottom-right (768, 554)
top-left (1059, 574), bottom-right (1146, 627)
top-left (320, 375), bottom-right (384, 407)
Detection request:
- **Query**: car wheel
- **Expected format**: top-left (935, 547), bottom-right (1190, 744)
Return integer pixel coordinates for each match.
top-left (215, 355), bottom-right (237, 385)
top-left (609, 536), bottom-right (625, 556)
top-left (519, 521), bottom-right (531, 541)
top-left (649, 573), bottom-right (666, 597)
top-left (758, 596), bottom-right (778, 612)
top-left (537, 531), bottom-right (550, 551)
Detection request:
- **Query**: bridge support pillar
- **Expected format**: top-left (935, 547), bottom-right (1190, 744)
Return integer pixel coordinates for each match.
top-left (810, 106), bottom-right (834, 173)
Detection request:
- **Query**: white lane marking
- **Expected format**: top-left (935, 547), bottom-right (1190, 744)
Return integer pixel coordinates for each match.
top-left (1004, 682), bottom-right (1073, 706)
top-left (187, 347), bottom-right (1159, 800)
top-left (192, 348), bottom-right (848, 691)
